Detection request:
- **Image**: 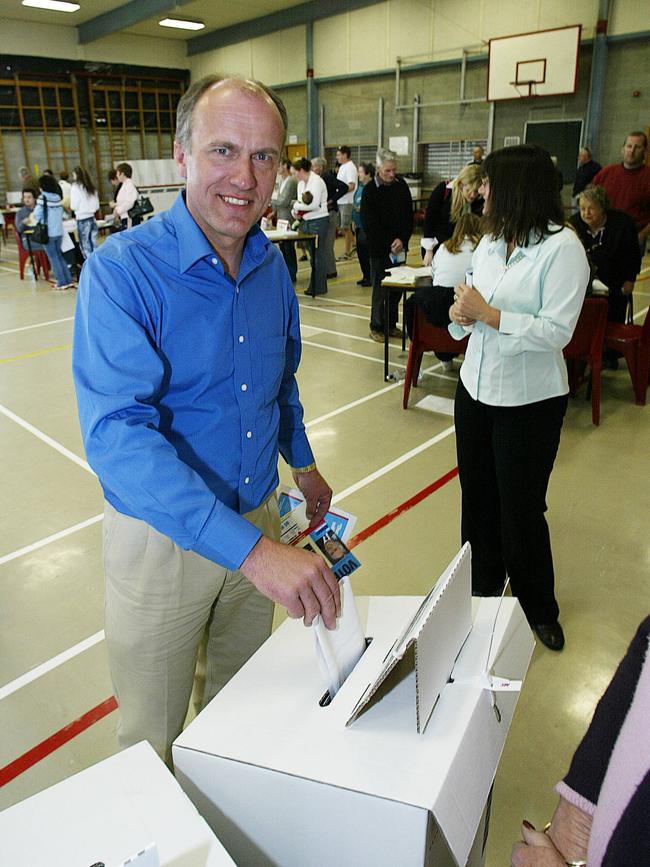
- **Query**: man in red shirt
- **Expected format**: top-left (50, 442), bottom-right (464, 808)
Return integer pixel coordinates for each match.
top-left (593, 131), bottom-right (650, 252)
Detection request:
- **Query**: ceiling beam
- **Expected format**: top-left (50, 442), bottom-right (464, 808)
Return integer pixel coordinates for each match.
top-left (187, 0), bottom-right (380, 57)
top-left (77, 0), bottom-right (196, 45)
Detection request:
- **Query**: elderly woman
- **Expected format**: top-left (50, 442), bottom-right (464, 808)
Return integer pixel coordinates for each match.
top-left (569, 185), bottom-right (641, 324)
top-left (449, 145), bottom-right (589, 651)
top-left (421, 163), bottom-right (483, 265)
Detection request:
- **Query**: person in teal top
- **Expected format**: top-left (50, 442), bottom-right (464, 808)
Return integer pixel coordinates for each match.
top-left (352, 161), bottom-right (374, 286)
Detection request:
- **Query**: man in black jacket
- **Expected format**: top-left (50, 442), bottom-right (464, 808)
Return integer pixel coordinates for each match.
top-left (361, 148), bottom-right (413, 341)
top-left (572, 147), bottom-right (602, 198)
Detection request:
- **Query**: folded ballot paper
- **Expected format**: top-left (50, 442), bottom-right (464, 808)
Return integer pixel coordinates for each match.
top-left (279, 486), bottom-right (367, 699)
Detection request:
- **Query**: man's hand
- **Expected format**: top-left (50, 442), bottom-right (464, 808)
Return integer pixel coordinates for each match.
top-left (293, 468), bottom-right (333, 528)
top-left (240, 536), bottom-right (341, 629)
top-left (390, 238), bottom-right (404, 255)
top-left (511, 822), bottom-right (566, 867)
top-left (423, 249), bottom-right (434, 267)
top-left (622, 280), bottom-right (634, 295)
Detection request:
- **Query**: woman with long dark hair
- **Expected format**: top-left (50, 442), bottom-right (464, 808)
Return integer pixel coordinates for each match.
top-left (70, 166), bottom-right (100, 260)
top-left (449, 145), bottom-right (589, 651)
top-left (33, 173), bottom-right (74, 290)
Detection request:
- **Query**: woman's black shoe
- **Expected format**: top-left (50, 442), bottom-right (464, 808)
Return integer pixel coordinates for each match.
top-left (533, 622), bottom-right (565, 651)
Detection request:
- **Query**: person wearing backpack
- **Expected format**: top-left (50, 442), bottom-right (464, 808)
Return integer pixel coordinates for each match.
top-left (34, 173), bottom-right (75, 290)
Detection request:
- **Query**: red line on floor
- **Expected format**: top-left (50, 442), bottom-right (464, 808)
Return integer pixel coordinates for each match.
top-left (0, 466), bottom-right (459, 788)
top-left (0, 696), bottom-right (118, 788)
top-left (348, 466), bottom-right (458, 549)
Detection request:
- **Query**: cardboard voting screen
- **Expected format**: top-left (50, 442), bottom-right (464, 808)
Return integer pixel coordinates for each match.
top-left (346, 543), bottom-right (472, 733)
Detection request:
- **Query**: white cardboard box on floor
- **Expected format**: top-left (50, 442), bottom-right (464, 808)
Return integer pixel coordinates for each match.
top-left (0, 740), bottom-right (235, 867)
top-left (173, 547), bottom-right (535, 867)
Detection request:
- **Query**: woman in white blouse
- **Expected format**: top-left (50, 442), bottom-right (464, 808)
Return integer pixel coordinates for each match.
top-left (291, 157), bottom-right (329, 296)
top-left (449, 145), bottom-right (589, 652)
top-left (70, 166), bottom-right (100, 260)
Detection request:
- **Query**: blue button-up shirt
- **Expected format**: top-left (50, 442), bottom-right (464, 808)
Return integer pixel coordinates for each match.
top-left (73, 192), bottom-right (314, 570)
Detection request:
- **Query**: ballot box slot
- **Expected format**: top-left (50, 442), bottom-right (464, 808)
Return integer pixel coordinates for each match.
top-left (318, 636), bottom-right (373, 707)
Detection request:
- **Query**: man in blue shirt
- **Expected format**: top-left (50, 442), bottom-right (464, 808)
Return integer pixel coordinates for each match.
top-left (73, 75), bottom-right (340, 762)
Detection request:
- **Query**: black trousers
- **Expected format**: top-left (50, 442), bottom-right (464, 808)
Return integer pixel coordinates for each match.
top-left (454, 377), bottom-right (568, 624)
top-left (404, 285), bottom-right (456, 361)
top-left (370, 254), bottom-right (399, 332)
top-left (279, 239), bottom-right (297, 282)
top-left (355, 226), bottom-right (371, 281)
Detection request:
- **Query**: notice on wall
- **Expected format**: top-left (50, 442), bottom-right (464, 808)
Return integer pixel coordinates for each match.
top-left (388, 136), bottom-right (409, 155)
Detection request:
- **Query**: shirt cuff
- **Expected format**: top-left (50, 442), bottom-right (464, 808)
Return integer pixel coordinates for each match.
top-left (280, 433), bottom-right (314, 471)
top-left (554, 781), bottom-right (597, 818)
top-left (448, 322), bottom-right (467, 340)
top-left (499, 310), bottom-right (519, 334)
top-left (421, 237), bottom-right (435, 251)
top-left (193, 500), bottom-right (263, 571)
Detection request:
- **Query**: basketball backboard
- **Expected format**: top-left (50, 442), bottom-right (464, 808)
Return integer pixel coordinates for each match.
top-left (487, 25), bottom-right (581, 101)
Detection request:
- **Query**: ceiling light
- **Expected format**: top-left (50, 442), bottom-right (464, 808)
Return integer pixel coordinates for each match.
top-left (22, 0), bottom-right (80, 11)
top-left (159, 17), bottom-right (205, 31)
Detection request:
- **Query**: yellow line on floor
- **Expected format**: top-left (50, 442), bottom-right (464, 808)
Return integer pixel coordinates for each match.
top-left (0, 343), bottom-right (71, 364)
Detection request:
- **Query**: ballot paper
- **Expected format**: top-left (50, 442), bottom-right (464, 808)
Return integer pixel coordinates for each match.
top-left (312, 576), bottom-right (367, 700)
top-left (278, 485), bottom-right (366, 698)
top-left (384, 265), bottom-right (432, 284)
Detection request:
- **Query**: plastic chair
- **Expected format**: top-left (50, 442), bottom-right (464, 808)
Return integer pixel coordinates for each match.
top-left (403, 305), bottom-right (469, 408)
top-left (604, 306), bottom-right (650, 406)
top-left (12, 225), bottom-right (51, 280)
top-left (562, 297), bottom-right (608, 425)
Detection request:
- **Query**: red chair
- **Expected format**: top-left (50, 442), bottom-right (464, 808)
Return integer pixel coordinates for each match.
top-left (604, 306), bottom-right (650, 406)
top-left (563, 297), bottom-right (608, 425)
top-left (12, 225), bottom-right (50, 280)
top-left (403, 305), bottom-right (469, 408)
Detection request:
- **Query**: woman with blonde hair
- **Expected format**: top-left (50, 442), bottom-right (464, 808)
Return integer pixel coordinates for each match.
top-left (407, 212), bottom-right (483, 369)
top-left (421, 163), bottom-right (483, 265)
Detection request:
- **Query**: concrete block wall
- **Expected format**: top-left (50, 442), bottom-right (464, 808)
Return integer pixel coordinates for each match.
top-left (599, 39), bottom-right (650, 164)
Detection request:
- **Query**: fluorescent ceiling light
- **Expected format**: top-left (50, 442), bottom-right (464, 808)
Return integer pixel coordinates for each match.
top-left (22, 0), bottom-right (80, 10)
top-left (159, 17), bottom-right (205, 31)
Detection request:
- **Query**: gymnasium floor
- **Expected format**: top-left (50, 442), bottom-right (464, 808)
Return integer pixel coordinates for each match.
top-left (0, 228), bottom-right (648, 866)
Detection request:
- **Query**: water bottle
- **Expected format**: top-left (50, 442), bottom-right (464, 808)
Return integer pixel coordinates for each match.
top-left (26, 262), bottom-right (36, 282)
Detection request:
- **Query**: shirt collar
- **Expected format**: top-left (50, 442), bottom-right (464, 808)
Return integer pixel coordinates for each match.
top-left (169, 191), bottom-right (273, 276)
top-left (487, 224), bottom-right (564, 263)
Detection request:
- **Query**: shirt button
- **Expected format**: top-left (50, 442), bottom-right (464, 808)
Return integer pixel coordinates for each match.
top-left (239, 335), bottom-right (245, 343)
top-left (244, 476), bottom-right (250, 484)
top-left (212, 257), bottom-right (218, 265)
top-left (241, 383), bottom-right (247, 391)
top-left (246, 431), bottom-right (252, 439)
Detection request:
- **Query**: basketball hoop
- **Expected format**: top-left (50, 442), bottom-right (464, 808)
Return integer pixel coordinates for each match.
top-left (509, 79), bottom-right (538, 98)
top-left (487, 27), bottom-right (581, 102)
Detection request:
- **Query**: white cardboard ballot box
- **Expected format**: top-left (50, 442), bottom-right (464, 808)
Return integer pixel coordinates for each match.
top-left (0, 740), bottom-right (235, 867)
top-left (173, 546), bottom-right (535, 867)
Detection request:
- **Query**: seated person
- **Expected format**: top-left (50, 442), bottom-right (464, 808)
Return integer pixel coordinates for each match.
top-left (569, 185), bottom-right (641, 324)
top-left (406, 213), bottom-right (482, 369)
top-left (15, 188), bottom-right (45, 251)
top-left (290, 190), bottom-right (313, 229)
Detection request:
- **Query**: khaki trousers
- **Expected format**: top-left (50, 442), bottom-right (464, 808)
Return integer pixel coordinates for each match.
top-left (103, 496), bottom-right (279, 765)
